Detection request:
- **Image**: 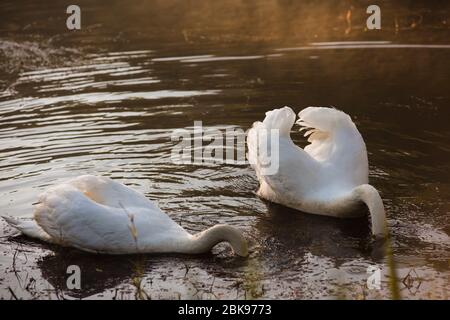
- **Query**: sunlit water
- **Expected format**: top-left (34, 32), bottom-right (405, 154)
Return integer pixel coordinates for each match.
top-left (0, 0), bottom-right (449, 299)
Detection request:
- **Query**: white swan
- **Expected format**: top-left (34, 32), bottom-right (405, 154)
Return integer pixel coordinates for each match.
top-left (2, 175), bottom-right (248, 256)
top-left (247, 106), bottom-right (387, 237)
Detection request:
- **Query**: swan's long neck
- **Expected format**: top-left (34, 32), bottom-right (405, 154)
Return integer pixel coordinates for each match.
top-left (353, 184), bottom-right (387, 237)
top-left (179, 225), bottom-right (248, 257)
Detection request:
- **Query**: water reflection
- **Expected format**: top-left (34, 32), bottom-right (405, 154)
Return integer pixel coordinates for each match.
top-left (38, 245), bottom-right (251, 299)
top-left (38, 251), bottom-right (137, 299)
top-left (255, 202), bottom-right (386, 265)
top-left (276, 41), bottom-right (450, 51)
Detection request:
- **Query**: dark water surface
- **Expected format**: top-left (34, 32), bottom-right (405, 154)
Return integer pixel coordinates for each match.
top-left (0, 0), bottom-right (449, 299)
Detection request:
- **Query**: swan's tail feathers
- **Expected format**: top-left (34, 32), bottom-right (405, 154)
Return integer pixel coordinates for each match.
top-left (262, 106), bottom-right (296, 137)
top-left (2, 216), bottom-right (53, 243)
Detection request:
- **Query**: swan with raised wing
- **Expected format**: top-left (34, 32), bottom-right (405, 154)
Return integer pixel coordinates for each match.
top-left (247, 106), bottom-right (387, 237)
top-left (3, 175), bottom-right (248, 256)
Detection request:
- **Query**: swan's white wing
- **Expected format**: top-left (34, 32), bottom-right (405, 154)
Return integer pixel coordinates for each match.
top-left (247, 107), bottom-right (320, 203)
top-left (296, 107), bottom-right (351, 161)
top-left (297, 107), bottom-right (369, 186)
top-left (247, 107), bottom-right (299, 178)
top-left (34, 180), bottom-right (188, 254)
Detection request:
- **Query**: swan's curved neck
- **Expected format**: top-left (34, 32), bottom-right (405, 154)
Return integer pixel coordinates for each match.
top-left (179, 225), bottom-right (248, 257)
top-left (353, 184), bottom-right (387, 237)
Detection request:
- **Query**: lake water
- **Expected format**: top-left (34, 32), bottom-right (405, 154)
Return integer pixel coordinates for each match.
top-left (0, 0), bottom-right (449, 299)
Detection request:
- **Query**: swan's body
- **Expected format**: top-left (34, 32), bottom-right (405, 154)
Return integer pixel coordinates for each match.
top-left (247, 106), bottom-right (386, 236)
top-left (3, 175), bottom-right (248, 256)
